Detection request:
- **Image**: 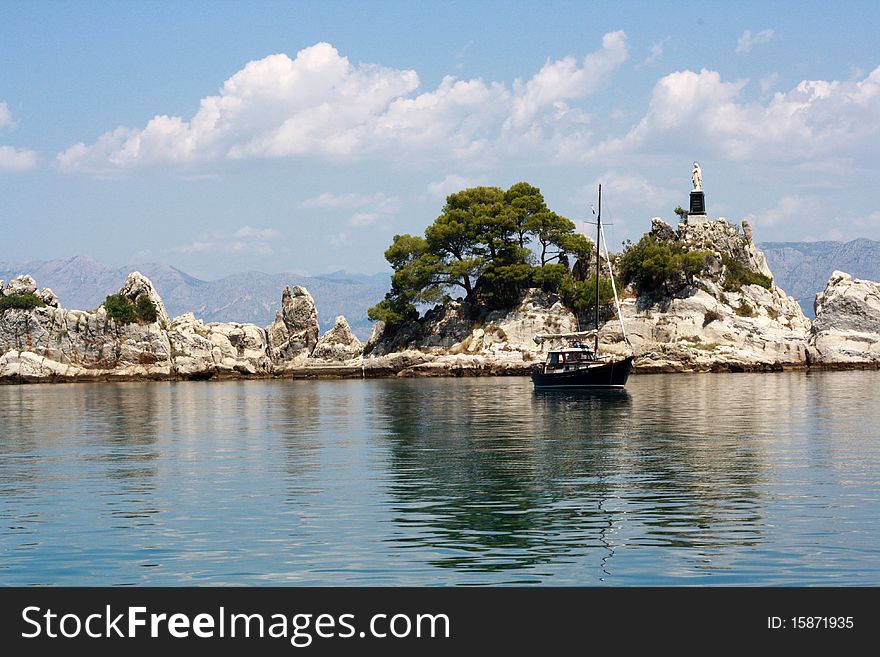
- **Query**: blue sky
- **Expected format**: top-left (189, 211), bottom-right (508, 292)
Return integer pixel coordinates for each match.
top-left (2, 0), bottom-right (879, 279)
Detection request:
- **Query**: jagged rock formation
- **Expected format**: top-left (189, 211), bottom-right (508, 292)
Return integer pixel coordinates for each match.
top-left (677, 217), bottom-right (774, 280)
top-left (2, 274), bottom-right (38, 296)
top-left (807, 272), bottom-right (880, 365)
top-left (168, 313), bottom-right (272, 377)
top-left (311, 316), bottom-right (363, 361)
top-left (1, 274), bottom-right (59, 309)
top-left (605, 284), bottom-right (810, 372)
top-left (600, 218), bottom-right (811, 372)
top-left (266, 286), bottom-right (320, 365)
top-left (1, 273), bottom-right (172, 380)
top-left (0, 256), bottom-right (387, 339)
top-left (0, 274), bottom-right (357, 382)
top-left (115, 271), bottom-right (171, 327)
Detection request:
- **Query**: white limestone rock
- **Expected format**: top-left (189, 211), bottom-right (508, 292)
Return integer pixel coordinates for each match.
top-left (37, 288), bottom-right (59, 308)
top-left (463, 289), bottom-right (579, 358)
top-left (168, 312), bottom-right (271, 376)
top-left (3, 275), bottom-right (38, 297)
top-left (361, 288), bottom-right (579, 367)
top-left (362, 320), bottom-right (386, 356)
top-left (311, 315), bottom-right (363, 361)
top-left (808, 271), bottom-right (880, 364)
top-left (677, 218), bottom-right (774, 280)
top-left (115, 271), bottom-right (170, 327)
top-left (604, 280), bottom-right (810, 372)
top-left (266, 286), bottom-right (320, 364)
top-left (0, 350), bottom-right (75, 379)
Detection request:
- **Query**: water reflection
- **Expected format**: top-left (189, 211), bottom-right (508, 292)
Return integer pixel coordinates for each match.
top-left (1, 372), bottom-right (879, 585)
top-left (374, 377), bottom-right (768, 579)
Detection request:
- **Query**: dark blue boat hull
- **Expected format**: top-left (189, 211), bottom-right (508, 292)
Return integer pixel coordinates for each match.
top-left (531, 356), bottom-right (634, 388)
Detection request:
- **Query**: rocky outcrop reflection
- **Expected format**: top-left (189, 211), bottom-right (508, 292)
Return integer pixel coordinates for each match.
top-left (86, 384), bottom-right (163, 527)
top-left (372, 379), bottom-right (634, 575)
top-left (372, 377), bottom-right (770, 579)
top-left (262, 380), bottom-right (323, 500)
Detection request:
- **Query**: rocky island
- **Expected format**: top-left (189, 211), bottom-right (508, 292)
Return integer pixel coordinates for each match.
top-left (2, 179), bottom-right (880, 383)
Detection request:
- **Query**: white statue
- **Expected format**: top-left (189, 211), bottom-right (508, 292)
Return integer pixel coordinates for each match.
top-left (692, 161), bottom-right (702, 191)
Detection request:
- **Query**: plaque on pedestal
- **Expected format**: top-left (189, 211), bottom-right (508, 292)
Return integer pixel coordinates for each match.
top-left (688, 190), bottom-right (706, 223)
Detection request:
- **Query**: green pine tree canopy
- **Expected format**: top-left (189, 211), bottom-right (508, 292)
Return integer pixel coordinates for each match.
top-left (368, 183), bottom-right (612, 326)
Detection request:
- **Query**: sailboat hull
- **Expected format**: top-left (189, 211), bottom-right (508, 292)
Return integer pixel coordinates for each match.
top-left (531, 356), bottom-right (634, 389)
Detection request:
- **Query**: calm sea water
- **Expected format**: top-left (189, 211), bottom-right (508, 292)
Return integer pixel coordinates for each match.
top-left (1, 371), bottom-right (879, 586)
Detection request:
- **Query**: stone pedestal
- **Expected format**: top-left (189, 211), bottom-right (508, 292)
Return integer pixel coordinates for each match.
top-left (688, 190), bottom-right (707, 224)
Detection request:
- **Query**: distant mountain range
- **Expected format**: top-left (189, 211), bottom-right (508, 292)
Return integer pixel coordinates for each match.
top-left (760, 239), bottom-right (880, 317)
top-left (4, 241), bottom-right (879, 331)
top-left (0, 256), bottom-right (388, 339)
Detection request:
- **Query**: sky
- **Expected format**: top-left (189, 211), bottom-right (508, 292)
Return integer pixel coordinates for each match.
top-left (2, 0), bottom-right (879, 280)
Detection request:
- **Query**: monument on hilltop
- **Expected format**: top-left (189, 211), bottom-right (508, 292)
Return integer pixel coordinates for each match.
top-left (688, 161), bottom-right (707, 224)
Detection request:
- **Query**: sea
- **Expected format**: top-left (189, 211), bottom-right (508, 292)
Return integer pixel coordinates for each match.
top-left (1, 371), bottom-right (878, 586)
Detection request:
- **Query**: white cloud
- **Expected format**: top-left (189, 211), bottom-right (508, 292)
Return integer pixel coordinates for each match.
top-left (56, 34), bottom-right (629, 174)
top-left (750, 196), bottom-right (880, 241)
top-left (299, 191), bottom-right (399, 212)
top-left (0, 102), bottom-right (39, 172)
top-left (736, 29), bottom-right (776, 54)
top-left (232, 226), bottom-right (281, 240)
top-left (0, 145), bottom-right (39, 172)
top-left (172, 225), bottom-right (281, 255)
top-left (299, 191), bottom-right (399, 231)
top-left (329, 231), bottom-right (350, 247)
top-left (348, 212), bottom-right (379, 227)
top-left (642, 37), bottom-right (670, 66)
top-left (506, 30), bottom-right (628, 129)
top-left (586, 171), bottom-right (677, 209)
top-left (760, 72), bottom-right (779, 94)
top-left (454, 40), bottom-right (474, 70)
top-left (0, 102), bottom-right (11, 129)
top-left (754, 194), bottom-right (822, 228)
top-left (591, 65), bottom-right (880, 164)
top-left (426, 174), bottom-right (487, 198)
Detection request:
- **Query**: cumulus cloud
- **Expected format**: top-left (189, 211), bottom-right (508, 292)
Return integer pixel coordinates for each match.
top-left (56, 35), bottom-right (629, 175)
top-left (0, 145), bottom-right (39, 172)
top-left (736, 29), bottom-right (776, 54)
top-left (172, 225), bottom-right (281, 255)
top-left (0, 102), bottom-right (39, 172)
top-left (426, 174), bottom-right (488, 199)
top-left (591, 65), bottom-right (880, 164)
top-left (505, 30), bottom-right (628, 129)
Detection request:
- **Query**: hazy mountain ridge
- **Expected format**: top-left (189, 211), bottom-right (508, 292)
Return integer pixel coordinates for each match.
top-left (759, 239), bottom-right (880, 317)
top-left (0, 256), bottom-right (387, 339)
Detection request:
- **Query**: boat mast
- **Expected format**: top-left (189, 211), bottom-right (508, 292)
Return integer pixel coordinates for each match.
top-left (595, 184), bottom-right (601, 353)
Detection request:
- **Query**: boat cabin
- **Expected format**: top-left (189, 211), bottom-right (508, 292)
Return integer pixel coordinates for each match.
top-left (543, 342), bottom-right (598, 373)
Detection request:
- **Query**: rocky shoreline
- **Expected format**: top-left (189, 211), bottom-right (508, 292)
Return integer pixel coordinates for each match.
top-left (3, 218), bottom-right (880, 384)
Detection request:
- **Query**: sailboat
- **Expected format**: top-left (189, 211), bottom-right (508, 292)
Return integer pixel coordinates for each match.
top-left (531, 184), bottom-right (634, 389)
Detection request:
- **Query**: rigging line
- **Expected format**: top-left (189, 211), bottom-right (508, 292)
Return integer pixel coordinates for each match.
top-left (600, 223), bottom-right (631, 348)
